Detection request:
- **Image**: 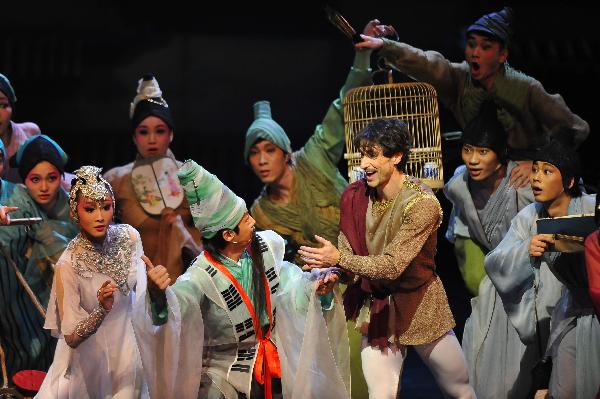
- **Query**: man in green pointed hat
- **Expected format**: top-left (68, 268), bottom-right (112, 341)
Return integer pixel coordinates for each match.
top-left (243, 21), bottom-right (392, 267)
top-left (244, 21), bottom-right (394, 398)
top-left (134, 159), bottom-right (350, 399)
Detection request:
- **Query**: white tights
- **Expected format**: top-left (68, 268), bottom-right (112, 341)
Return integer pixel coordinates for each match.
top-left (360, 330), bottom-right (476, 399)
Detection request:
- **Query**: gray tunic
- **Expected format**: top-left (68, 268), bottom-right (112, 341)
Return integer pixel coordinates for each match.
top-left (486, 195), bottom-right (600, 399)
top-left (446, 162), bottom-right (536, 398)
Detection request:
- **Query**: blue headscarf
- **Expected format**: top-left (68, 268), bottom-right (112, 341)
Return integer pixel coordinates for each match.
top-left (0, 73), bottom-right (16, 107)
top-left (467, 7), bottom-right (514, 44)
top-left (9, 135), bottom-right (68, 179)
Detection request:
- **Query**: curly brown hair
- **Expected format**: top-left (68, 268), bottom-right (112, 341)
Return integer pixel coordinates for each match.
top-left (353, 118), bottom-right (412, 172)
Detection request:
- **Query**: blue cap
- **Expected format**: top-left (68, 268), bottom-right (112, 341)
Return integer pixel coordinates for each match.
top-left (467, 7), bottom-right (514, 44)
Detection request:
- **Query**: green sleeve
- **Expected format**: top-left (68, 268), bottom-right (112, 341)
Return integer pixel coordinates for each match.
top-left (149, 268), bottom-right (207, 326)
top-left (319, 292), bottom-right (334, 310)
top-left (150, 292), bottom-right (168, 325)
top-left (302, 50), bottom-right (373, 173)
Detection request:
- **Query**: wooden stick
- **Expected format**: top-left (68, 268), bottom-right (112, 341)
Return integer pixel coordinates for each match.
top-left (0, 248), bottom-right (46, 319)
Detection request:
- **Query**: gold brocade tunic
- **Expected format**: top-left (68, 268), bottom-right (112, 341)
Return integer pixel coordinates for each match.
top-left (339, 177), bottom-right (455, 345)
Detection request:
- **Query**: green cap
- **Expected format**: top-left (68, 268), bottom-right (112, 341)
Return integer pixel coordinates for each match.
top-left (244, 100), bottom-right (292, 162)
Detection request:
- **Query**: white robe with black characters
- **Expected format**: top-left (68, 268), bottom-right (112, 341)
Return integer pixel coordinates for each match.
top-left (132, 230), bottom-right (350, 399)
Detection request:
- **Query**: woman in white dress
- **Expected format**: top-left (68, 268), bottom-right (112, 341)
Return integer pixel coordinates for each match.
top-left (36, 166), bottom-right (147, 398)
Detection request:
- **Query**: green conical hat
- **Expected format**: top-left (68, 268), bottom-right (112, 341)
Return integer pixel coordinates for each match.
top-left (177, 159), bottom-right (246, 239)
top-left (243, 100), bottom-right (292, 162)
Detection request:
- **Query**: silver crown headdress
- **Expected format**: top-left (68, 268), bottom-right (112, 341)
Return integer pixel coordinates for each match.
top-left (69, 166), bottom-right (115, 222)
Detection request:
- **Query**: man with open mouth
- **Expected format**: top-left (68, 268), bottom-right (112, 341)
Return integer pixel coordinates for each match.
top-left (485, 139), bottom-right (599, 398)
top-left (299, 118), bottom-right (475, 399)
top-left (444, 100), bottom-right (545, 398)
top-left (354, 6), bottom-right (589, 189)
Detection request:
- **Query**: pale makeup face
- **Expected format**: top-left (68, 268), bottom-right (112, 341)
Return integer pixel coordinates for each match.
top-left (0, 92), bottom-right (13, 138)
top-left (76, 196), bottom-right (114, 243)
top-left (230, 210), bottom-right (256, 246)
top-left (530, 161), bottom-right (572, 203)
top-left (24, 161), bottom-right (62, 210)
top-left (461, 143), bottom-right (502, 182)
top-left (133, 116), bottom-right (173, 158)
top-left (248, 139), bottom-right (290, 184)
top-left (465, 33), bottom-right (508, 89)
top-left (358, 143), bottom-right (402, 189)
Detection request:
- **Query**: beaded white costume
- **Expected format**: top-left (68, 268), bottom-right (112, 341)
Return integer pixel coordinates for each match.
top-left (36, 224), bottom-right (147, 398)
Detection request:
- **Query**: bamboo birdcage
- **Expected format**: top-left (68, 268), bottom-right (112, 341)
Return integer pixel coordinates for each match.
top-left (343, 80), bottom-right (444, 189)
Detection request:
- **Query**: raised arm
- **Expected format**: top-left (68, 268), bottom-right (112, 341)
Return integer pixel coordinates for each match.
top-left (356, 34), bottom-right (465, 110)
top-left (528, 79), bottom-right (589, 148)
top-left (301, 22), bottom-right (377, 169)
top-left (142, 255), bottom-right (171, 325)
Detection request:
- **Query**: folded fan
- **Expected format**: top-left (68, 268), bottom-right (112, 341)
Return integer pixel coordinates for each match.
top-left (324, 5), bottom-right (363, 43)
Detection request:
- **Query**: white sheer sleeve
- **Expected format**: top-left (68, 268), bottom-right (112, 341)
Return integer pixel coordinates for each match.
top-left (132, 259), bottom-right (205, 399)
top-left (274, 261), bottom-right (350, 399)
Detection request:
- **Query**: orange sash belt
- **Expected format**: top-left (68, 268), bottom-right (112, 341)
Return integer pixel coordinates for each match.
top-left (254, 337), bottom-right (281, 397)
top-left (205, 251), bottom-right (280, 399)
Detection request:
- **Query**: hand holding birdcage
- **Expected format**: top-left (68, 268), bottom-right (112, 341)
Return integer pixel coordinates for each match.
top-left (355, 19), bottom-right (398, 52)
top-left (355, 35), bottom-right (385, 51)
top-left (362, 19), bottom-right (398, 41)
top-left (342, 82), bottom-right (444, 189)
top-left (325, 6), bottom-right (397, 44)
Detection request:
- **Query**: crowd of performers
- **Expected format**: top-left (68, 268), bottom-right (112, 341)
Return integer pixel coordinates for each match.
top-left (0, 6), bottom-right (598, 399)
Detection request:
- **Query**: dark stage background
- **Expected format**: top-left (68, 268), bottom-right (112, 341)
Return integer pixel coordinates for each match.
top-left (3, 1), bottom-right (598, 397)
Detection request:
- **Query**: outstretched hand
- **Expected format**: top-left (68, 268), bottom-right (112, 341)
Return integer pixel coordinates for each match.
top-left (356, 19), bottom-right (397, 51)
top-left (298, 235), bottom-right (341, 269)
top-left (355, 35), bottom-right (384, 51)
top-left (97, 280), bottom-right (118, 311)
top-left (316, 269), bottom-right (341, 296)
top-left (0, 205), bottom-right (18, 225)
top-left (362, 19), bottom-right (398, 39)
top-left (142, 255), bottom-right (171, 298)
